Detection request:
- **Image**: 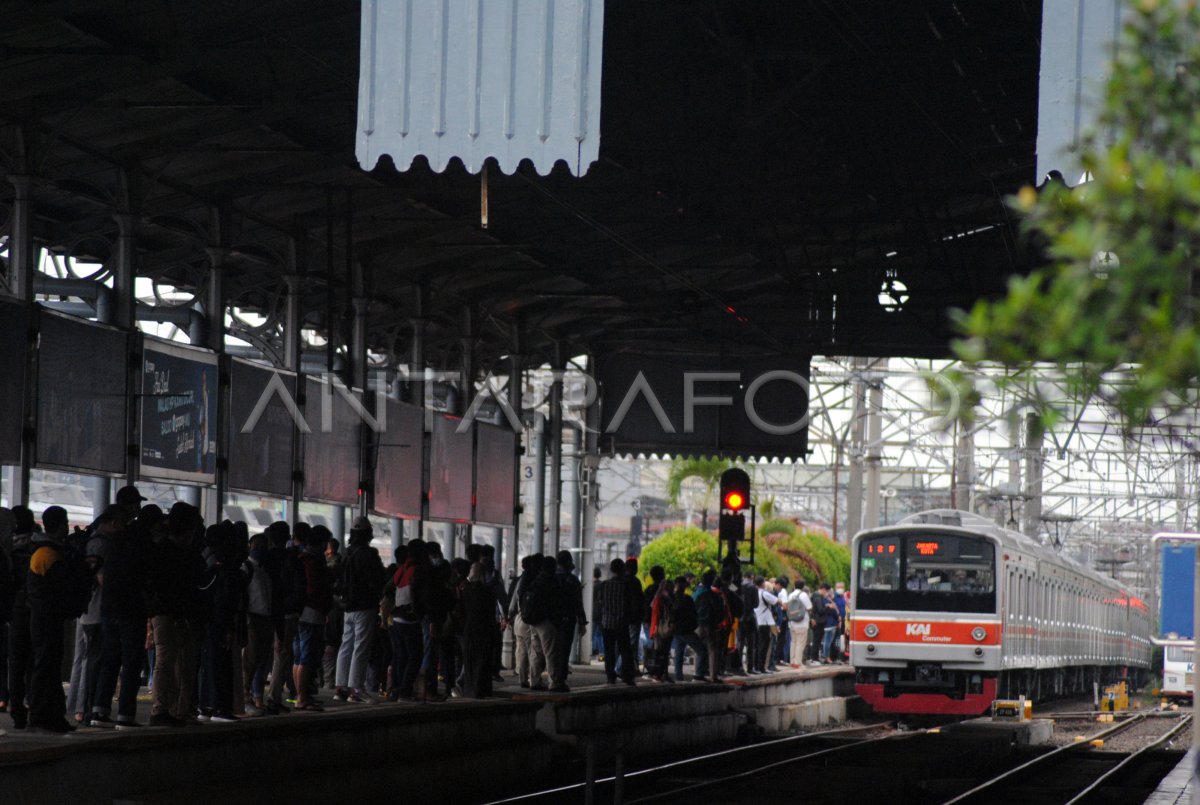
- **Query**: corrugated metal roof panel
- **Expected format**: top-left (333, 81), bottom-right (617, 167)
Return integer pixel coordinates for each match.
top-left (1035, 0), bottom-right (1124, 185)
top-left (356, 0), bottom-right (604, 177)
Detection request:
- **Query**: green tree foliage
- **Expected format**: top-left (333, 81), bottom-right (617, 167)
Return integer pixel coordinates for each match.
top-left (665, 456), bottom-right (736, 531)
top-left (636, 526), bottom-right (789, 586)
top-left (757, 518), bottom-right (851, 588)
top-left (953, 2), bottom-right (1200, 429)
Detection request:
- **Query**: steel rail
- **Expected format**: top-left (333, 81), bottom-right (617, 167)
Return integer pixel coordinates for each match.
top-left (484, 721), bottom-right (893, 804)
top-left (941, 713), bottom-right (1154, 804)
top-left (624, 729), bottom-right (927, 805)
top-left (1062, 714), bottom-right (1193, 805)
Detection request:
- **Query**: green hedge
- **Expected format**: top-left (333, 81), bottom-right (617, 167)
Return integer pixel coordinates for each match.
top-left (636, 526), bottom-right (790, 587)
top-left (756, 518), bottom-right (851, 588)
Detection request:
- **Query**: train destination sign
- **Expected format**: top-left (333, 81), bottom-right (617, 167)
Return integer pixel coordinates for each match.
top-left (139, 340), bottom-right (219, 484)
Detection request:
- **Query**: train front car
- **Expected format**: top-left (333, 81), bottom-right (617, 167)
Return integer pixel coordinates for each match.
top-left (851, 513), bottom-right (1002, 715)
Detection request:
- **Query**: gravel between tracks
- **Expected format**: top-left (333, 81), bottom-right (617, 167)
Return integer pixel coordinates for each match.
top-left (1048, 712), bottom-right (1191, 751)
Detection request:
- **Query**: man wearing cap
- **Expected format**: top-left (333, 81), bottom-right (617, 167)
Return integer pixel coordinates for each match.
top-left (333, 517), bottom-right (384, 703)
top-left (550, 550), bottom-right (587, 693)
top-left (114, 485), bottom-right (147, 524)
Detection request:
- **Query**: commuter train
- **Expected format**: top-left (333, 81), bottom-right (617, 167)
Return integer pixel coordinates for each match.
top-left (850, 510), bottom-right (1152, 715)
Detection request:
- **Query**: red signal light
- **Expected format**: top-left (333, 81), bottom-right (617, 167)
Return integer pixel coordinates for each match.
top-left (725, 492), bottom-right (744, 510)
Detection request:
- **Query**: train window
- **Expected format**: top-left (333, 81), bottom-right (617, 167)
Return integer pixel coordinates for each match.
top-left (858, 536), bottom-right (901, 591)
top-left (1166, 646), bottom-right (1192, 664)
top-left (856, 532), bottom-right (996, 613)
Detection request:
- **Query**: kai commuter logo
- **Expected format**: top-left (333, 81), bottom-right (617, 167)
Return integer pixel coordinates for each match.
top-left (905, 623), bottom-right (932, 637)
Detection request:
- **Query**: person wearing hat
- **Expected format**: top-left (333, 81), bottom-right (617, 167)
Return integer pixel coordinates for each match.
top-left (114, 485), bottom-right (147, 524)
top-left (332, 516), bottom-right (384, 703)
top-left (550, 550), bottom-right (587, 693)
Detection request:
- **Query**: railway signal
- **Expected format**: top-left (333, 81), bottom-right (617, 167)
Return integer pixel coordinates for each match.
top-left (718, 467), bottom-right (753, 569)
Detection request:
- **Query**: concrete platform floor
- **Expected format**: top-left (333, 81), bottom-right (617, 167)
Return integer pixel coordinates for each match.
top-left (0, 659), bottom-right (854, 755)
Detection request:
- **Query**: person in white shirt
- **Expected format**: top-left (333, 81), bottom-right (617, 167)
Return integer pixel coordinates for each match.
top-left (781, 579), bottom-right (812, 668)
top-left (752, 576), bottom-right (779, 673)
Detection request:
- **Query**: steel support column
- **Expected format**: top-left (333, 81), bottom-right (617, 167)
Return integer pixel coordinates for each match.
top-left (577, 355), bottom-right (600, 665)
top-left (548, 349), bottom-right (565, 555)
top-left (508, 330), bottom-right (525, 576)
top-left (531, 419), bottom-right (546, 555)
top-left (203, 207), bottom-right (228, 525)
top-left (863, 366), bottom-right (884, 530)
top-left (460, 306), bottom-right (476, 551)
top-left (845, 358), bottom-right (867, 539)
top-left (352, 294), bottom-right (369, 518)
top-left (283, 253), bottom-right (304, 529)
top-left (1022, 413), bottom-right (1044, 540)
top-left (113, 173), bottom-right (140, 492)
top-left (411, 282), bottom-right (429, 538)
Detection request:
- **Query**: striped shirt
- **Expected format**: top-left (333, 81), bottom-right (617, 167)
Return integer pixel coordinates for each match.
top-left (598, 577), bottom-right (628, 630)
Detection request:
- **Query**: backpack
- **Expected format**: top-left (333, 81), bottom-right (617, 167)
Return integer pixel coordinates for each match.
top-left (724, 586), bottom-right (744, 619)
top-left (786, 593), bottom-right (808, 624)
top-left (520, 576), bottom-right (554, 625)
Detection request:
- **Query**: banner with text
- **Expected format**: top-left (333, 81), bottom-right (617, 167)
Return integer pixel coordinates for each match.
top-left (139, 339), bottom-right (219, 484)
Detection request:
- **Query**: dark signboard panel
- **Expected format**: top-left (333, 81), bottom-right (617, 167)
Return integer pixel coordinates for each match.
top-left (36, 311), bottom-right (129, 475)
top-left (428, 413), bottom-right (472, 522)
top-left (303, 377), bottom-right (361, 506)
top-left (373, 397), bottom-right (423, 519)
top-left (139, 339), bottom-right (219, 484)
top-left (228, 359), bottom-right (296, 499)
top-left (598, 352), bottom-right (810, 460)
top-left (0, 299), bottom-right (30, 464)
top-left (474, 423), bottom-right (516, 527)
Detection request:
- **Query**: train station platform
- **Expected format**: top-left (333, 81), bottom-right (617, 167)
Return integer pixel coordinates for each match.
top-left (1146, 748), bottom-right (1196, 805)
top-left (0, 663), bottom-right (854, 805)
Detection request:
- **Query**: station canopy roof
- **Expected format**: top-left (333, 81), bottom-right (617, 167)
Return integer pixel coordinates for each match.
top-left (0, 1), bottom-right (1041, 371)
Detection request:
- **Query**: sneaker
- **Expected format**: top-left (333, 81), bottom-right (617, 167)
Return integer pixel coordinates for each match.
top-left (195, 711), bottom-right (212, 722)
top-left (115, 721), bottom-right (143, 731)
top-left (492, 673), bottom-right (505, 683)
top-left (244, 705), bottom-right (265, 717)
top-left (332, 688), bottom-right (348, 702)
top-left (88, 713), bottom-right (115, 728)
top-left (209, 713), bottom-right (237, 723)
top-left (345, 691), bottom-right (367, 704)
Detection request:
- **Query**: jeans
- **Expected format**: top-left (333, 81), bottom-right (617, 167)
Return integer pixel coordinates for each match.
top-left (200, 619), bottom-right (234, 716)
top-left (67, 622), bottom-right (102, 716)
top-left (336, 609), bottom-right (374, 692)
top-left (243, 613), bottom-right (273, 701)
top-left (672, 633), bottom-right (708, 681)
top-left (28, 609), bottom-right (66, 728)
top-left (602, 627), bottom-right (635, 683)
top-left (590, 623), bottom-right (604, 656)
top-left (391, 621), bottom-right (422, 697)
top-left (269, 615), bottom-right (298, 704)
top-left (91, 617), bottom-right (144, 722)
top-left (738, 619), bottom-right (757, 672)
top-left (754, 624), bottom-right (773, 672)
top-left (821, 624), bottom-right (835, 659)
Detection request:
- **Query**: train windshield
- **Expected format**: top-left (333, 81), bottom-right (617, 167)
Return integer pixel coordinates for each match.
top-left (857, 533), bottom-right (996, 613)
top-left (1166, 646), bottom-right (1193, 664)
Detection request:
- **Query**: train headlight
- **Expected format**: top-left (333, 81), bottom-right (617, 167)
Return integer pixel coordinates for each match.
top-left (864, 623), bottom-right (879, 638)
top-left (971, 627), bottom-right (987, 642)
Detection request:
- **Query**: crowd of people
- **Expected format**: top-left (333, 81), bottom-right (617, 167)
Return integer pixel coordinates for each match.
top-left (0, 487), bottom-right (847, 734)
top-left (587, 560), bottom-right (848, 686)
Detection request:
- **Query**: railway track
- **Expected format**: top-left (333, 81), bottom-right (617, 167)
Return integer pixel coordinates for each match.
top-left (942, 712), bottom-right (1192, 805)
top-left (485, 722), bottom-right (901, 805)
